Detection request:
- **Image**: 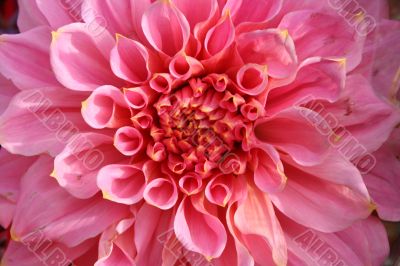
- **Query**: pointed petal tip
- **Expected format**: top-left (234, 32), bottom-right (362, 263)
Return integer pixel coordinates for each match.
top-left (50, 169), bottom-right (57, 179)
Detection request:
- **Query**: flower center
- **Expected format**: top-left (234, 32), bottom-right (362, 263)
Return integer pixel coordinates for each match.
top-left (148, 76), bottom-right (257, 178)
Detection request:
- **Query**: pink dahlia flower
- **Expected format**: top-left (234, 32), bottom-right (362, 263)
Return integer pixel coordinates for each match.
top-left (0, 0), bottom-right (399, 265)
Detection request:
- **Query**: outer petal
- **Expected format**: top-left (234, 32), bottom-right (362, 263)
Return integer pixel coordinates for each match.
top-left (252, 145), bottom-right (287, 194)
top-left (11, 155), bottom-right (129, 248)
top-left (174, 196), bottom-right (227, 259)
top-left (134, 203), bottom-right (173, 266)
top-left (269, 160), bottom-right (374, 233)
top-left (254, 107), bottom-right (330, 166)
top-left (16, 0), bottom-right (48, 32)
top-left (364, 127), bottom-right (400, 221)
top-left (237, 28), bottom-right (297, 80)
top-left (223, 0), bottom-right (282, 28)
top-left (141, 0), bottom-right (190, 57)
top-left (97, 164), bottom-right (146, 205)
top-left (36, 0), bottom-right (82, 29)
top-left (0, 150), bottom-right (36, 228)
top-left (0, 88), bottom-right (89, 156)
top-left (0, 26), bottom-right (60, 90)
top-left (53, 132), bottom-right (125, 199)
top-left (233, 184), bottom-right (287, 266)
top-left (1, 238), bottom-right (94, 266)
top-left (82, 0), bottom-right (135, 36)
top-left (110, 34), bottom-right (152, 84)
top-left (278, 10), bottom-right (365, 71)
top-left (0, 74), bottom-right (19, 115)
top-left (281, 215), bottom-right (389, 266)
top-left (50, 23), bottom-right (123, 91)
top-left (321, 75), bottom-right (400, 153)
top-left (267, 57), bottom-right (345, 115)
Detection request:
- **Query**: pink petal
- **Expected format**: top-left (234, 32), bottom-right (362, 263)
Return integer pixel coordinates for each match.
top-left (0, 88), bottom-right (89, 156)
top-left (169, 53), bottom-right (204, 80)
top-left (50, 23), bottom-right (123, 91)
top-left (278, 10), bottom-right (365, 71)
top-left (134, 203), bottom-right (173, 265)
top-left (81, 85), bottom-right (131, 129)
top-left (237, 29), bottom-right (297, 80)
top-left (236, 64), bottom-right (269, 96)
top-left (36, 0), bottom-right (82, 29)
top-left (97, 164), bottom-right (146, 205)
top-left (110, 34), bottom-right (152, 84)
top-left (322, 74), bottom-right (400, 153)
top-left (11, 155), bottom-right (129, 247)
top-left (205, 175), bottom-right (234, 207)
top-left (53, 133), bottom-right (125, 199)
top-left (141, 1), bottom-right (190, 56)
top-left (123, 86), bottom-right (155, 110)
top-left (16, 0), bottom-right (48, 32)
top-left (270, 160), bottom-right (373, 232)
top-left (178, 172), bottom-right (203, 195)
top-left (252, 144), bottom-right (287, 193)
top-left (114, 126), bottom-right (144, 156)
top-left (2, 239), bottom-right (94, 266)
top-left (223, 0), bottom-right (282, 27)
top-left (0, 74), bottom-right (19, 114)
top-left (267, 57), bottom-right (346, 115)
top-left (82, 0), bottom-right (135, 36)
top-left (0, 26), bottom-right (60, 90)
top-left (204, 13), bottom-right (235, 56)
top-left (280, 214), bottom-right (389, 266)
top-left (0, 150), bottom-right (36, 228)
top-left (364, 127), bottom-right (400, 221)
top-left (233, 184), bottom-right (287, 266)
top-left (254, 107), bottom-right (330, 166)
top-left (174, 196), bottom-right (227, 259)
top-left (143, 177), bottom-right (178, 210)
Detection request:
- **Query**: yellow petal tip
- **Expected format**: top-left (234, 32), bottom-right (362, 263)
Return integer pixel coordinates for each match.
top-left (51, 31), bottom-right (60, 42)
top-left (81, 100), bottom-right (88, 110)
top-left (50, 169), bottom-right (57, 179)
top-left (280, 29), bottom-right (289, 40)
top-left (10, 229), bottom-right (20, 242)
top-left (102, 191), bottom-right (112, 200)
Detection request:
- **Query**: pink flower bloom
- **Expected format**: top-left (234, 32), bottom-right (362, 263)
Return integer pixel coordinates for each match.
top-left (0, 0), bottom-right (399, 265)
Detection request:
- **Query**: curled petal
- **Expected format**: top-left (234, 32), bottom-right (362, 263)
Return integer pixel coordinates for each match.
top-left (53, 133), bottom-right (124, 199)
top-left (233, 184), bottom-right (287, 266)
top-left (223, 0), bottom-right (282, 26)
top-left (97, 164), bottom-right (146, 205)
top-left (278, 10), bottom-right (365, 71)
top-left (253, 145), bottom-right (287, 193)
top-left (267, 57), bottom-right (346, 115)
top-left (114, 126), bottom-right (144, 156)
top-left (149, 73), bottom-right (174, 94)
top-left (254, 107), bottom-right (330, 166)
top-left (143, 177), bottom-right (178, 210)
top-left (131, 109), bottom-right (154, 129)
top-left (123, 86), bottom-right (155, 110)
top-left (237, 29), bottom-right (297, 80)
top-left (141, 0), bottom-right (190, 56)
top-left (82, 85), bottom-right (130, 129)
top-left (146, 142), bottom-right (167, 162)
top-left (0, 26), bottom-right (60, 90)
top-left (205, 175), bottom-right (233, 207)
top-left (169, 54), bottom-right (204, 80)
top-left (174, 196), bottom-right (227, 259)
top-left (204, 12), bottom-right (235, 56)
top-left (178, 172), bottom-right (203, 195)
top-left (236, 64), bottom-right (269, 96)
top-left (111, 34), bottom-right (152, 84)
top-left (50, 23), bottom-right (122, 91)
